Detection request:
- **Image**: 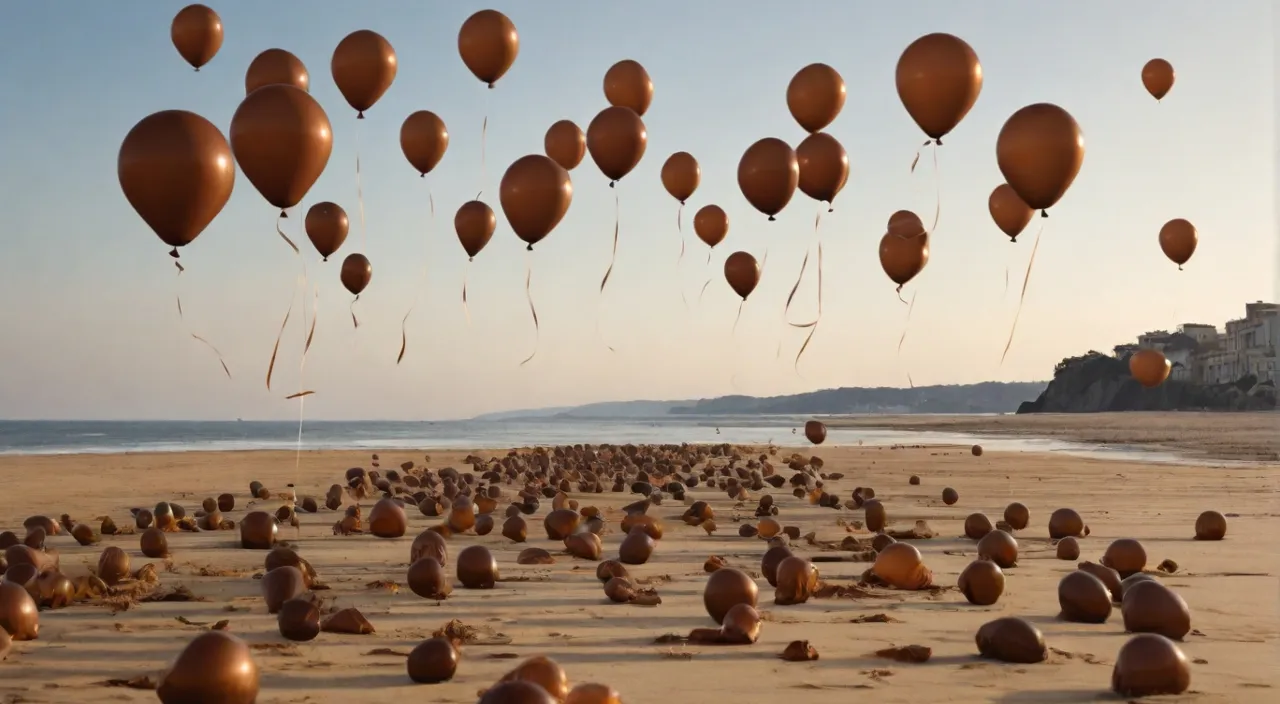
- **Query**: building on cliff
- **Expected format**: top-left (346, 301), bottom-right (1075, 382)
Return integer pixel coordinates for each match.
top-left (1111, 301), bottom-right (1279, 385)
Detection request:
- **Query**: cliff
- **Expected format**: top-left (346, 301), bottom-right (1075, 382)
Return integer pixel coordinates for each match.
top-left (668, 382), bottom-right (1046, 415)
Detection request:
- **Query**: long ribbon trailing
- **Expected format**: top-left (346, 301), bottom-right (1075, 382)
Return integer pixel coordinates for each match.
top-left (791, 242), bottom-right (824, 373)
top-left (173, 259), bottom-right (231, 378)
top-left (355, 121), bottom-right (368, 254)
top-left (350, 295), bottom-right (361, 329)
top-left (676, 204), bottom-right (688, 309)
top-left (479, 87), bottom-right (491, 198)
top-left (897, 290), bottom-right (919, 388)
top-left (597, 190), bottom-right (620, 353)
top-left (731, 299), bottom-right (745, 335)
top-left (699, 250), bottom-right (714, 302)
top-left (519, 251), bottom-right (540, 366)
top-left (275, 212), bottom-right (300, 254)
top-left (265, 212), bottom-right (303, 391)
top-left (397, 189), bottom-right (435, 365)
top-left (1000, 222), bottom-right (1046, 364)
top-left (290, 277), bottom-right (317, 500)
top-left (462, 259), bottom-right (473, 327)
top-left (265, 297), bottom-right (292, 391)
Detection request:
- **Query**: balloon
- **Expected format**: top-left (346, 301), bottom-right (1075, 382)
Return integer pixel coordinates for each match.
top-left (230, 84), bottom-right (333, 214)
top-left (1142, 59), bottom-right (1175, 101)
top-left (1158, 218), bottom-right (1197, 268)
top-left (500, 155), bottom-right (573, 250)
top-left (400, 111), bottom-right (449, 176)
top-left (544, 120), bottom-right (585, 171)
top-left (1129, 349), bottom-right (1171, 389)
top-left (340, 253), bottom-right (372, 296)
top-left (660, 152), bottom-right (700, 204)
top-left (455, 200), bottom-right (496, 260)
top-left (245, 49), bottom-right (309, 95)
top-left (118, 110), bottom-right (235, 252)
top-left (331, 30), bottom-right (397, 117)
top-left (895, 33), bottom-right (983, 142)
top-left (604, 60), bottom-right (654, 117)
top-left (724, 252), bottom-right (761, 300)
top-left (878, 232), bottom-right (929, 287)
top-left (996, 103), bottom-right (1085, 213)
top-left (887, 210), bottom-right (925, 240)
top-left (738, 138), bottom-right (799, 221)
top-left (804, 420), bottom-right (826, 445)
top-left (693, 205), bottom-right (728, 249)
top-left (786, 64), bottom-right (846, 133)
top-left (795, 132), bottom-right (849, 207)
top-left (586, 106), bottom-right (647, 184)
top-left (458, 10), bottom-right (519, 87)
top-left (988, 184), bottom-right (1034, 242)
top-left (171, 4), bottom-right (223, 71)
top-left (304, 202), bottom-right (349, 261)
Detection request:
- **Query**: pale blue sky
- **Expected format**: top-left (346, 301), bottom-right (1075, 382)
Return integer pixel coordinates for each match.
top-left (0, 1), bottom-right (1273, 420)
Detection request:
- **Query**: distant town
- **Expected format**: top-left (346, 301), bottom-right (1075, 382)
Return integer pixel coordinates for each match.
top-left (1113, 301), bottom-right (1279, 386)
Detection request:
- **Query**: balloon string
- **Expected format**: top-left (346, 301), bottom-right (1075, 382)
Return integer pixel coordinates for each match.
top-left (732, 299), bottom-right (745, 335)
top-left (479, 88), bottom-right (490, 198)
top-left (350, 295), bottom-right (361, 329)
top-left (519, 251), bottom-right (540, 366)
top-left (600, 190), bottom-right (620, 293)
top-left (266, 291), bottom-right (294, 391)
top-left (676, 204), bottom-right (688, 310)
top-left (792, 237), bottom-right (825, 375)
top-left (462, 259), bottom-right (472, 327)
top-left (355, 121), bottom-right (368, 254)
top-left (172, 260), bottom-right (231, 378)
top-left (929, 143), bottom-right (941, 234)
top-left (1001, 221), bottom-right (1046, 364)
top-left (266, 212), bottom-right (304, 391)
top-left (290, 281), bottom-right (318, 503)
top-left (397, 187), bottom-right (434, 365)
top-left (897, 290), bottom-right (919, 388)
top-left (908, 139), bottom-right (931, 174)
top-left (275, 212), bottom-right (300, 254)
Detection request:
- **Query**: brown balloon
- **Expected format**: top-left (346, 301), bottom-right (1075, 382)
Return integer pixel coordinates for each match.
top-left (340, 253), bottom-right (372, 296)
top-left (661, 152), bottom-right (700, 204)
top-left (787, 63), bottom-right (846, 133)
top-left (455, 200), bottom-right (496, 260)
top-left (988, 184), bottom-right (1034, 242)
top-left (118, 110), bottom-right (235, 253)
top-left (544, 120), bottom-right (586, 171)
top-left (157, 631), bottom-right (259, 704)
top-left (738, 137), bottom-right (799, 220)
top-left (1121, 580), bottom-right (1192, 641)
top-left (500, 155), bottom-right (573, 250)
top-left (996, 103), bottom-right (1085, 213)
top-left (399, 111), bottom-right (449, 177)
top-left (587, 106), bottom-right (647, 184)
top-left (277, 597), bottom-right (320, 641)
top-left (703, 567), bottom-right (758, 624)
top-left (261, 566), bottom-right (306, 614)
top-left (304, 202), bottom-right (349, 261)
top-left (1129, 349), bottom-right (1171, 389)
top-left (804, 420), bottom-right (826, 445)
top-left (1158, 218), bottom-right (1197, 268)
top-left (1142, 59), bottom-right (1175, 101)
top-left (331, 30), bottom-right (397, 117)
top-left (230, 84), bottom-right (333, 214)
top-left (795, 132), bottom-right (849, 208)
top-left (457, 545), bottom-right (498, 589)
top-left (246, 49), bottom-right (309, 95)
top-left (958, 559), bottom-right (1005, 606)
top-left (895, 33), bottom-right (983, 142)
top-left (1194, 510), bottom-right (1226, 541)
top-left (171, 4), bottom-right (223, 71)
top-left (878, 231), bottom-right (929, 288)
top-left (604, 59), bottom-right (654, 116)
top-left (873, 542), bottom-right (933, 590)
top-left (458, 10), bottom-right (520, 87)
top-left (693, 205), bottom-right (728, 248)
top-left (723, 251), bottom-right (761, 300)
top-left (1058, 570), bottom-right (1112, 623)
top-left (976, 617), bottom-right (1047, 664)
top-left (368, 497), bottom-right (407, 538)
top-left (408, 637), bottom-right (459, 684)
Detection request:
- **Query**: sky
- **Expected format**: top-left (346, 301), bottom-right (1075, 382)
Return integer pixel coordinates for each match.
top-left (0, 0), bottom-right (1274, 421)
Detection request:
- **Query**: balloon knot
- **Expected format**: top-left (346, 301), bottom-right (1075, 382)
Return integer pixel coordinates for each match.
top-left (1009, 237), bottom-right (1018, 244)
top-left (193, 67), bottom-right (200, 73)
top-left (469, 256), bottom-right (475, 262)
top-left (169, 248), bottom-right (180, 259)
top-left (934, 138), bottom-right (943, 146)
top-left (322, 256), bottom-right (329, 262)
top-left (419, 173), bottom-right (426, 178)
top-left (526, 244), bottom-right (533, 252)
top-left (768, 215), bottom-right (776, 222)
top-left (487, 83), bottom-right (496, 90)
top-left (280, 210), bottom-right (289, 218)
top-left (609, 181), bottom-right (616, 189)
top-left (827, 206), bottom-right (834, 213)
top-left (357, 112), bottom-right (365, 120)
top-left (1177, 264), bottom-right (1184, 271)
top-left (1041, 210), bottom-right (1049, 218)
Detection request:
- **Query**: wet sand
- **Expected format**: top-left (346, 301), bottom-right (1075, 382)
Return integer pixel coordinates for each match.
top-left (1, 444), bottom-right (1277, 703)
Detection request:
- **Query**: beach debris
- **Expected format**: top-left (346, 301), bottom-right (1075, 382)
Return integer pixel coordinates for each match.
top-left (434, 618), bottom-right (512, 646)
top-left (1194, 510), bottom-right (1226, 540)
top-left (908, 474), bottom-right (920, 485)
top-left (407, 636), bottom-right (460, 684)
top-left (1157, 558), bottom-right (1178, 574)
top-left (321, 607), bottom-right (374, 635)
top-left (874, 644), bottom-right (932, 663)
top-left (1121, 580), bottom-right (1192, 640)
top-left (1058, 570), bottom-right (1112, 623)
top-left (971, 444), bottom-right (983, 456)
top-left (408, 557), bottom-right (451, 599)
top-left (885, 521), bottom-right (936, 540)
top-left (458, 545), bottom-right (498, 589)
top-left (871, 542), bottom-right (933, 590)
top-left (703, 567), bottom-right (758, 624)
top-left (780, 640), bottom-right (819, 661)
top-left (703, 555), bottom-right (727, 572)
top-left (1101, 538), bottom-right (1148, 578)
top-left (365, 647), bottom-right (411, 657)
top-left (155, 631), bottom-right (259, 704)
top-left (1055, 536), bottom-right (1081, 560)
top-left (71, 523), bottom-right (99, 546)
top-left (1048, 507), bottom-right (1089, 539)
top-left (976, 617), bottom-right (1048, 663)
top-left (977, 529), bottom-right (1018, 568)
top-left (958, 559), bottom-right (1005, 606)
top-left (502, 515), bottom-right (529, 542)
top-left (97, 675), bottom-right (158, 690)
top-left (603, 577), bottom-right (661, 606)
top-left (1112, 634), bottom-right (1191, 697)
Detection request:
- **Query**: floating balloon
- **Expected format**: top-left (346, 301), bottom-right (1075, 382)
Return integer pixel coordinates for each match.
top-left (331, 30), bottom-right (397, 117)
top-left (724, 252), bottom-right (761, 300)
top-left (500, 155), bottom-right (573, 250)
top-left (544, 120), bottom-right (585, 171)
top-left (458, 10), bottom-right (519, 87)
top-left (118, 110), bottom-right (235, 253)
top-left (230, 84), bottom-right (333, 215)
top-left (661, 152), bottom-right (700, 204)
top-left (1129, 349), bottom-right (1171, 389)
top-left (988, 184), bottom-right (1034, 242)
top-left (996, 104), bottom-right (1084, 214)
top-left (1142, 59), bottom-right (1175, 101)
top-left (245, 49), bottom-right (309, 95)
top-left (455, 201), bottom-right (497, 260)
top-left (786, 63), bottom-right (846, 133)
top-left (340, 253), bottom-right (372, 296)
top-left (586, 106), bottom-right (647, 184)
top-left (604, 60), bottom-right (654, 117)
top-left (879, 232), bottom-right (929, 289)
top-left (895, 33), bottom-right (983, 143)
top-left (738, 138), bottom-right (798, 221)
top-left (795, 133), bottom-right (849, 207)
top-left (304, 202), bottom-right (349, 261)
top-left (887, 210), bottom-right (926, 239)
top-left (171, 4), bottom-right (223, 71)
top-left (693, 206), bottom-right (728, 249)
top-left (400, 111), bottom-right (449, 177)
top-left (1158, 218), bottom-right (1197, 269)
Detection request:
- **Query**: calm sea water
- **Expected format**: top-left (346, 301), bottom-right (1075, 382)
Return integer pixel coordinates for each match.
top-left (0, 417), bottom-right (1208, 465)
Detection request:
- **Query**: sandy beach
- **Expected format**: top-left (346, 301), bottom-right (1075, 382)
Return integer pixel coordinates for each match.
top-left (1, 441), bottom-right (1278, 703)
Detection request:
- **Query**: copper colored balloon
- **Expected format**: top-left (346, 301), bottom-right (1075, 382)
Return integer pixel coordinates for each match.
top-left (544, 120), bottom-right (586, 171)
top-left (456, 200), bottom-right (496, 260)
top-left (567, 683), bottom-right (622, 704)
top-left (341, 253), bottom-right (372, 296)
top-left (481, 681), bottom-right (557, 704)
top-left (703, 567), bottom-right (758, 624)
top-left (457, 545), bottom-right (498, 589)
top-left (368, 496), bottom-right (407, 538)
top-left (1194, 510), bottom-right (1226, 541)
top-left (721, 602), bottom-right (763, 643)
top-left (1158, 218), bottom-right (1197, 268)
top-left (304, 202), bottom-right (349, 261)
top-left (246, 49), bottom-right (309, 94)
top-left (410, 529), bottom-right (448, 565)
top-left (97, 546), bottom-right (130, 586)
top-left (958, 559), bottom-right (1004, 606)
top-left (500, 155), bottom-right (574, 250)
top-left (171, 4), bottom-right (223, 71)
top-left (804, 420), bottom-right (826, 445)
top-left (1102, 538), bottom-right (1147, 579)
top-left (618, 530), bottom-right (655, 565)
top-left (738, 137), bottom-right (799, 220)
top-left (1078, 561), bottom-right (1123, 603)
top-left (996, 103), bottom-right (1085, 213)
top-left (1112, 633), bottom-right (1190, 697)
top-left (1056, 536), bottom-right (1081, 560)
top-left (887, 210), bottom-right (926, 239)
top-left (872, 542), bottom-right (933, 590)
top-left (976, 617), bottom-right (1047, 664)
top-left (1003, 502), bottom-right (1030, 530)
top-left (277, 596), bottom-right (320, 641)
top-left (661, 151), bottom-right (700, 204)
top-left (331, 30), bottom-right (397, 116)
top-left (976, 529), bottom-right (1018, 568)
top-left (760, 545), bottom-right (793, 587)
top-left (240, 510), bottom-right (278, 549)
top-left (723, 251), bottom-right (760, 300)
top-left (157, 631), bottom-right (259, 704)
top-left (587, 106), bottom-right (647, 183)
top-left (400, 111), bottom-right (449, 176)
top-left (988, 184), bottom-right (1034, 242)
top-left (261, 566), bottom-right (306, 614)
top-left (0, 581), bottom-right (38, 641)
top-left (774, 556), bottom-right (819, 605)
top-left (1142, 59), bottom-right (1175, 101)
top-left (458, 10), bottom-right (520, 87)
top-left (118, 110), bottom-right (235, 251)
top-left (1129, 349), bottom-right (1171, 389)
top-left (796, 132), bottom-right (849, 208)
top-left (1058, 570), bottom-right (1112, 623)
top-left (1048, 508), bottom-right (1087, 539)
top-left (408, 557), bottom-right (452, 600)
top-left (878, 231), bottom-right (929, 287)
top-left (501, 655), bottom-right (570, 701)
top-left (693, 205), bottom-right (728, 248)
top-left (230, 84), bottom-right (333, 213)
top-left (787, 63), bottom-right (846, 133)
top-left (1121, 580), bottom-right (1191, 641)
top-left (604, 59), bottom-right (654, 116)
top-left (895, 33), bottom-right (983, 142)
top-left (407, 636), bottom-right (459, 684)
